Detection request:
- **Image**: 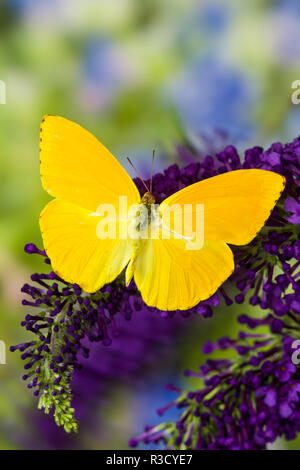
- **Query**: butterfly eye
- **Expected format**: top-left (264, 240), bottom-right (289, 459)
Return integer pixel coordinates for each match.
top-left (141, 192), bottom-right (156, 205)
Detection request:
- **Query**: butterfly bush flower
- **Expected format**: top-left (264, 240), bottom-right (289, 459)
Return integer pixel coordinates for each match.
top-left (12, 134), bottom-right (299, 435)
top-left (131, 136), bottom-right (300, 449)
top-left (130, 314), bottom-right (300, 450)
top-left (20, 306), bottom-right (183, 449)
top-left (284, 197), bottom-right (300, 224)
top-left (11, 244), bottom-right (194, 433)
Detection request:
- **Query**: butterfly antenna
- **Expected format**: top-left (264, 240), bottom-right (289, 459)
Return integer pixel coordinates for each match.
top-left (126, 157), bottom-right (150, 193)
top-left (150, 149), bottom-right (155, 193)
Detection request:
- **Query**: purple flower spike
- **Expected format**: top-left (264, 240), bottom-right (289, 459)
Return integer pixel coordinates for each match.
top-left (284, 197), bottom-right (300, 224)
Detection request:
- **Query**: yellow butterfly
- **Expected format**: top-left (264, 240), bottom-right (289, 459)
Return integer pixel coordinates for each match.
top-left (39, 115), bottom-right (285, 311)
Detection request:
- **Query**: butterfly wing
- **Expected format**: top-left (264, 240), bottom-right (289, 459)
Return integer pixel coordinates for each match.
top-left (133, 235), bottom-right (234, 310)
top-left (39, 115), bottom-right (140, 292)
top-left (133, 169), bottom-right (284, 310)
top-left (40, 115), bottom-right (140, 211)
top-left (159, 169), bottom-right (285, 245)
top-left (40, 200), bottom-right (133, 292)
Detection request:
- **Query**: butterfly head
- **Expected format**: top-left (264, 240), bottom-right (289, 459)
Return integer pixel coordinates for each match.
top-left (141, 191), bottom-right (155, 205)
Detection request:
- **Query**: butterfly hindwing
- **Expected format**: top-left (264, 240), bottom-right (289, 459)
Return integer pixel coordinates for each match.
top-left (40, 199), bottom-right (133, 292)
top-left (133, 234), bottom-right (234, 310)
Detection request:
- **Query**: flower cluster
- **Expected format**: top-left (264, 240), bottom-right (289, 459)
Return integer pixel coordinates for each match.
top-left (12, 134), bottom-right (299, 437)
top-left (21, 296), bottom-right (184, 449)
top-left (11, 244), bottom-right (189, 433)
top-left (131, 136), bottom-right (300, 449)
top-left (130, 313), bottom-right (300, 450)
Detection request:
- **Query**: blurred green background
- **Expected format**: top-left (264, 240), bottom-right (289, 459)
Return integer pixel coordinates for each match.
top-left (0, 0), bottom-right (300, 449)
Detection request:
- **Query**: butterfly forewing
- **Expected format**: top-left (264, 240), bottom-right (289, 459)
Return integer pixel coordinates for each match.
top-left (159, 169), bottom-right (285, 245)
top-left (39, 116), bottom-right (139, 292)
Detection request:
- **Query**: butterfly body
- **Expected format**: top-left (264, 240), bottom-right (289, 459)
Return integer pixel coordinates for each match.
top-left (39, 115), bottom-right (285, 311)
top-left (125, 195), bottom-right (159, 287)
